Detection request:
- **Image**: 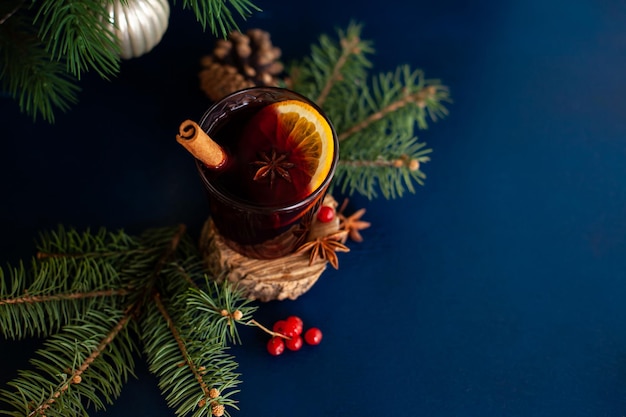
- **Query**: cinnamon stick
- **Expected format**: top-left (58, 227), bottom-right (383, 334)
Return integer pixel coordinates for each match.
top-left (176, 120), bottom-right (227, 169)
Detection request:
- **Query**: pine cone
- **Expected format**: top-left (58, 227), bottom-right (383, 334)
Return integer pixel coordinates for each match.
top-left (199, 29), bottom-right (285, 102)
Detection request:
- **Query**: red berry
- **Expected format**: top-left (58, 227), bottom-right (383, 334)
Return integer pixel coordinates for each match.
top-left (285, 335), bottom-right (303, 351)
top-left (267, 337), bottom-right (285, 356)
top-left (273, 320), bottom-right (287, 336)
top-left (274, 319), bottom-right (298, 338)
top-left (284, 316), bottom-right (304, 336)
top-left (316, 206), bottom-right (335, 223)
top-left (304, 328), bottom-right (323, 345)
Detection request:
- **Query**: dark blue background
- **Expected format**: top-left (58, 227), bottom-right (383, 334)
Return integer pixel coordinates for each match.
top-left (2, 0), bottom-right (626, 416)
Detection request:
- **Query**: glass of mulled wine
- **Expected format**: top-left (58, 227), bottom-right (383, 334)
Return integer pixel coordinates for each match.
top-left (196, 87), bottom-right (339, 259)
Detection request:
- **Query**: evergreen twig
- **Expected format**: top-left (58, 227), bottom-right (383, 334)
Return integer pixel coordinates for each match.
top-left (0, 307), bottom-right (139, 416)
top-left (314, 24), bottom-right (368, 107)
top-left (34, 0), bottom-right (121, 80)
top-left (179, 0), bottom-right (260, 38)
top-left (289, 21), bottom-right (374, 111)
top-left (290, 24), bottom-right (451, 199)
top-left (0, 225), bottom-right (253, 416)
top-left (0, 8), bottom-right (81, 123)
top-left (0, 0), bottom-right (261, 122)
top-left (185, 279), bottom-right (257, 346)
top-left (336, 83), bottom-right (448, 142)
top-left (0, 226), bottom-right (138, 339)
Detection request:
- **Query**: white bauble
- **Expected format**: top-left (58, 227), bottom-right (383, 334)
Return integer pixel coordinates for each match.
top-left (106, 0), bottom-right (170, 59)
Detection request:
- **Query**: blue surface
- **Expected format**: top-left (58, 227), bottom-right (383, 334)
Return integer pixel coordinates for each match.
top-left (2, 0), bottom-right (626, 416)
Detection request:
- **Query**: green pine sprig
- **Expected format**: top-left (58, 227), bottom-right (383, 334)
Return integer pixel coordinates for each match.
top-left (0, 226), bottom-right (137, 340)
top-left (0, 307), bottom-right (139, 417)
top-left (288, 22), bottom-right (374, 109)
top-left (185, 279), bottom-right (257, 346)
top-left (178, 0), bottom-right (261, 38)
top-left (0, 224), bottom-right (255, 417)
top-left (0, 0), bottom-right (261, 122)
top-left (142, 289), bottom-right (243, 417)
top-left (289, 22), bottom-right (452, 199)
top-left (34, 0), bottom-right (121, 80)
top-left (0, 7), bottom-right (81, 123)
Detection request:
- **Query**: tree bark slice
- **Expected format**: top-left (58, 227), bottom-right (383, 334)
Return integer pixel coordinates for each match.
top-left (199, 196), bottom-right (340, 302)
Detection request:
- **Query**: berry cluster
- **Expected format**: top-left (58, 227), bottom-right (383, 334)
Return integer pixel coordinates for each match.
top-left (266, 315), bottom-right (323, 356)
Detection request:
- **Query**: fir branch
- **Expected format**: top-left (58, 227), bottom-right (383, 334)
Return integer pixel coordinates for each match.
top-left (153, 292), bottom-right (209, 396)
top-left (0, 225), bottom-right (184, 340)
top-left (0, 257), bottom-right (130, 340)
top-left (142, 289), bottom-right (242, 417)
top-left (115, 224), bottom-right (189, 309)
top-left (178, 0), bottom-right (261, 38)
top-left (289, 24), bottom-right (451, 199)
top-left (185, 279), bottom-right (257, 346)
top-left (0, 11), bottom-right (80, 122)
top-left (1, 0), bottom-right (262, 122)
top-left (335, 66), bottom-right (450, 143)
top-left (34, 0), bottom-right (121, 80)
top-left (0, 307), bottom-right (138, 416)
top-left (315, 23), bottom-right (370, 107)
top-left (289, 21), bottom-right (374, 109)
top-left (1, 223), bottom-right (255, 416)
top-left (135, 225), bottom-right (246, 417)
top-left (337, 83), bottom-right (448, 142)
top-left (333, 131), bottom-right (433, 199)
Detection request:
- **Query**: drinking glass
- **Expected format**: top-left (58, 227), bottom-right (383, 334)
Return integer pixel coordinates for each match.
top-left (196, 87), bottom-right (339, 259)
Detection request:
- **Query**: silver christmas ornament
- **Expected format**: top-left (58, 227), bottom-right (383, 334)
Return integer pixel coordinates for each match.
top-left (106, 0), bottom-right (170, 59)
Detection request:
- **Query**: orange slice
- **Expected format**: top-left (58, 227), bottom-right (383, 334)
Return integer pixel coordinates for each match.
top-left (271, 100), bottom-right (334, 191)
top-left (239, 99), bottom-right (335, 204)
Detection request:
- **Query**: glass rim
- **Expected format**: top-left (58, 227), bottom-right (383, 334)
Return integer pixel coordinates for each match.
top-left (195, 86), bottom-right (339, 214)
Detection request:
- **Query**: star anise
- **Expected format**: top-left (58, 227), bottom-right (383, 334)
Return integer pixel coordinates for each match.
top-left (337, 199), bottom-right (371, 243)
top-left (250, 149), bottom-right (295, 187)
top-left (295, 230), bottom-right (350, 270)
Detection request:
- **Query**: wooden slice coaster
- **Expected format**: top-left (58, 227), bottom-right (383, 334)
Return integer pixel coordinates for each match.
top-left (199, 196), bottom-right (340, 302)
